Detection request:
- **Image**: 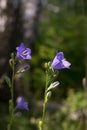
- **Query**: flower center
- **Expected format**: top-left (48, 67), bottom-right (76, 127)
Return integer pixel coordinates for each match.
top-left (22, 49), bottom-right (28, 56)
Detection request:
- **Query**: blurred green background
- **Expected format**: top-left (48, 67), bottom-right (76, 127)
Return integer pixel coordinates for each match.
top-left (0, 0), bottom-right (87, 130)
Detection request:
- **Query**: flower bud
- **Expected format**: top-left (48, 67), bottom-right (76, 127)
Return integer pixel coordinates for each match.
top-left (38, 121), bottom-right (43, 130)
top-left (44, 62), bottom-right (51, 70)
top-left (16, 64), bottom-right (30, 74)
top-left (47, 81), bottom-right (60, 92)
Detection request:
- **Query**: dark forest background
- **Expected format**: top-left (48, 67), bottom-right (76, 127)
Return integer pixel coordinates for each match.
top-left (0, 0), bottom-right (87, 130)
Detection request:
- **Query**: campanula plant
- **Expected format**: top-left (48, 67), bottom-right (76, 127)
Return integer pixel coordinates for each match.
top-left (6, 42), bottom-right (71, 130)
top-left (6, 43), bottom-right (32, 130)
top-left (39, 51), bottom-right (71, 130)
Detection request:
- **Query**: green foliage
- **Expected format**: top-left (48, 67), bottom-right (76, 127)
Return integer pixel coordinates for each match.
top-left (64, 89), bottom-right (87, 112)
top-left (1, 89), bottom-right (87, 130)
top-left (41, 89), bottom-right (87, 130)
top-left (30, 0), bottom-right (85, 99)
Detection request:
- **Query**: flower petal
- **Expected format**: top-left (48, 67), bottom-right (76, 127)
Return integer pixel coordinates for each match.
top-left (51, 56), bottom-right (60, 68)
top-left (56, 52), bottom-right (64, 60)
top-left (62, 60), bottom-right (71, 68)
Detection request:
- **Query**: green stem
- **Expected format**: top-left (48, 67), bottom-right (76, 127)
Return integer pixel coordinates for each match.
top-left (41, 71), bottom-right (49, 130)
top-left (7, 58), bottom-right (15, 130)
top-left (11, 59), bottom-right (15, 103)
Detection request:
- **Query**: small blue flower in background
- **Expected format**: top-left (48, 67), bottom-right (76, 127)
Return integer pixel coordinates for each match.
top-left (17, 96), bottom-right (29, 110)
top-left (16, 43), bottom-right (32, 60)
top-left (51, 52), bottom-right (71, 69)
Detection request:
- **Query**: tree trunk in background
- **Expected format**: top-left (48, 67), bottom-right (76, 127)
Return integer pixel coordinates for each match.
top-left (21, 0), bottom-right (42, 46)
top-left (0, 0), bottom-right (14, 77)
top-left (0, 0), bottom-right (42, 101)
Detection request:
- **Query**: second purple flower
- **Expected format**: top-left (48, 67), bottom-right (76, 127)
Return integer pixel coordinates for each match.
top-left (51, 52), bottom-right (71, 69)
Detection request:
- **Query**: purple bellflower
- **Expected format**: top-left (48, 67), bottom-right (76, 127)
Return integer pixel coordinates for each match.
top-left (51, 52), bottom-right (71, 69)
top-left (16, 43), bottom-right (32, 60)
top-left (17, 96), bottom-right (29, 111)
